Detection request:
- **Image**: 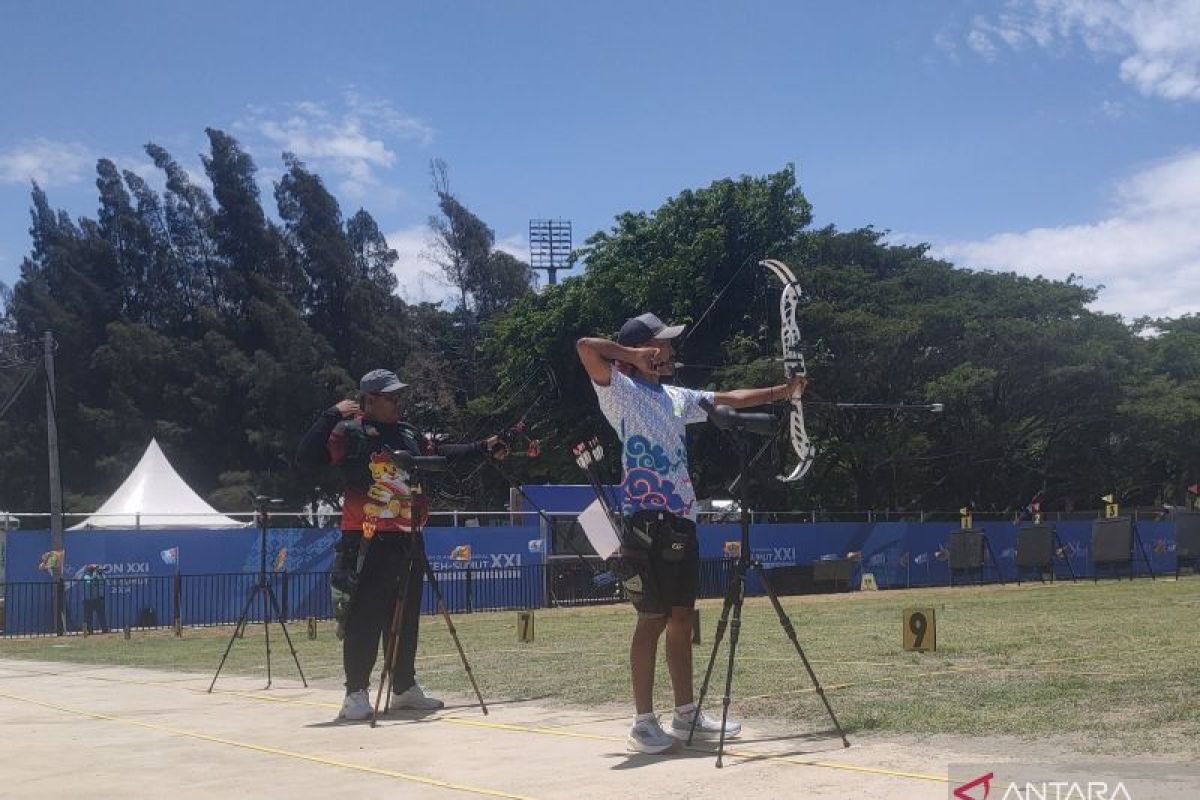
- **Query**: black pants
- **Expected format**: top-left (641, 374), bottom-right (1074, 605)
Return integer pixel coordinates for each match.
top-left (341, 533), bottom-right (425, 695)
top-left (83, 598), bottom-right (108, 633)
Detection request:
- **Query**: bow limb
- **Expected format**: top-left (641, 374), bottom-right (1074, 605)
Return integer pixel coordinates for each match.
top-left (761, 259), bottom-right (815, 483)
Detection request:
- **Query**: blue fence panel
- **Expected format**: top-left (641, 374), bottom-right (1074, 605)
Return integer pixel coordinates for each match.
top-left (1, 518), bottom-right (1183, 637)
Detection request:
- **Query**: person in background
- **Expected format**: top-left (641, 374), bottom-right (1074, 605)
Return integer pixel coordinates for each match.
top-left (81, 564), bottom-right (109, 634)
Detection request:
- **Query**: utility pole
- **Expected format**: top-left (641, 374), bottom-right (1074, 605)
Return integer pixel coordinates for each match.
top-left (44, 331), bottom-right (64, 634)
top-left (45, 330), bottom-right (62, 551)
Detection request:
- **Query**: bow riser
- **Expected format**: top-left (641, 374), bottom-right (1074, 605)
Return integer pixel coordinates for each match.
top-left (761, 259), bottom-right (815, 483)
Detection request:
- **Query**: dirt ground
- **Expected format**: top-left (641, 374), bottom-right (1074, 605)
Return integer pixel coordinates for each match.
top-left (1, 658), bottom-right (1195, 799)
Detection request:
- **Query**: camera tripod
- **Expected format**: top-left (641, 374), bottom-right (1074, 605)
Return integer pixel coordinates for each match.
top-left (369, 454), bottom-right (488, 727)
top-left (209, 494), bottom-right (307, 692)
top-left (689, 420), bottom-right (849, 766)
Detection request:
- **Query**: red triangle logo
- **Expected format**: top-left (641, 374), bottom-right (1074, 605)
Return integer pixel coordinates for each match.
top-left (953, 772), bottom-right (994, 800)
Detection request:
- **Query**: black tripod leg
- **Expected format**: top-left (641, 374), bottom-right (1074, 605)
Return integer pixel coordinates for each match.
top-left (264, 583), bottom-right (307, 687)
top-left (713, 571), bottom-right (746, 768)
top-left (421, 543), bottom-right (488, 714)
top-left (208, 585), bottom-right (260, 693)
top-left (263, 579), bottom-right (273, 689)
top-left (371, 579), bottom-right (408, 728)
top-left (753, 564), bottom-right (851, 748)
top-left (688, 564), bottom-right (741, 745)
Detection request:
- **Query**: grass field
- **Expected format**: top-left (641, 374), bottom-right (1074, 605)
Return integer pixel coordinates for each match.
top-left (2, 578), bottom-right (1197, 756)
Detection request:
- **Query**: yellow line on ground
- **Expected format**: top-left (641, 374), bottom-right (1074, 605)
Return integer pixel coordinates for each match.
top-left (732, 650), bottom-right (1167, 699)
top-left (441, 717), bottom-right (948, 783)
top-left (206, 686), bottom-right (343, 709)
top-left (719, 748), bottom-right (950, 783)
top-left (0, 689), bottom-right (537, 800)
top-left (541, 714), bottom-right (630, 729)
top-left (736, 668), bottom-right (968, 701)
top-left (734, 657), bottom-right (930, 668)
top-left (2, 664), bottom-right (947, 784)
top-left (443, 716), bottom-right (625, 743)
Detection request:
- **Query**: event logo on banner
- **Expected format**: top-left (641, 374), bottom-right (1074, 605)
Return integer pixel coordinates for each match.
top-left (753, 546), bottom-right (797, 566)
top-left (89, 561), bottom-right (151, 575)
top-left (38, 550), bottom-right (64, 576)
top-left (429, 550), bottom-right (524, 577)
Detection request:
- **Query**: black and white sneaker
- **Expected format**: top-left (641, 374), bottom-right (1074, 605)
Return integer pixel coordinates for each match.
top-left (671, 707), bottom-right (742, 740)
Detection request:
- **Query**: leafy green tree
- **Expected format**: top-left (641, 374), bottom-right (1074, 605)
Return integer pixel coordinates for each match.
top-left (1, 149), bottom-right (1193, 520)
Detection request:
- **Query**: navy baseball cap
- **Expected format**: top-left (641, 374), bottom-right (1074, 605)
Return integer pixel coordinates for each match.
top-left (359, 368), bottom-right (408, 393)
top-left (617, 313), bottom-right (686, 347)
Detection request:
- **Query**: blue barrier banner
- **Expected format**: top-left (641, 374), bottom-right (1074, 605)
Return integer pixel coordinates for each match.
top-left (3, 526), bottom-right (543, 632)
top-left (696, 519), bottom-right (1179, 589)
top-left (4, 528), bottom-right (341, 583)
top-left (2, 519), bottom-right (1180, 635)
top-left (421, 526), bottom-right (544, 613)
top-left (3, 528), bottom-right (341, 635)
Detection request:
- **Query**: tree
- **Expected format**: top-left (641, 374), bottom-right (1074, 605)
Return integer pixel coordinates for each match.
top-left (146, 142), bottom-right (222, 310)
top-left (485, 167), bottom-right (813, 502)
top-left (122, 168), bottom-right (198, 327)
top-left (1, 151), bottom-right (1192, 518)
top-left (203, 128), bottom-right (304, 316)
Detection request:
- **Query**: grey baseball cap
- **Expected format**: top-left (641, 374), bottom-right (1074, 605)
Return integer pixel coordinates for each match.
top-left (617, 312), bottom-right (686, 347)
top-left (359, 368), bottom-right (408, 393)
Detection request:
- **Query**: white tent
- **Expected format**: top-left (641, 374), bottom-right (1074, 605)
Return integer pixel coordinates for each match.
top-left (70, 439), bottom-right (249, 529)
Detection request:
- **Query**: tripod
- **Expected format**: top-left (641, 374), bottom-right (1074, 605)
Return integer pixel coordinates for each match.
top-left (209, 494), bottom-right (307, 692)
top-left (689, 428), bottom-right (849, 766)
top-left (369, 455), bottom-right (487, 727)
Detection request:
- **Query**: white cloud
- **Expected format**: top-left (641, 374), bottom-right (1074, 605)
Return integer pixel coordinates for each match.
top-left (925, 149), bottom-right (1200, 320)
top-left (112, 155), bottom-right (162, 186)
top-left (966, 0), bottom-right (1200, 101)
top-left (968, 23), bottom-right (1000, 60)
top-left (384, 228), bottom-right (545, 304)
top-left (932, 27), bottom-right (961, 60)
top-left (0, 139), bottom-right (92, 186)
top-left (344, 91), bottom-right (434, 144)
top-left (237, 92), bottom-right (433, 202)
top-left (494, 232), bottom-right (531, 263)
top-left (385, 225), bottom-right (457, 306)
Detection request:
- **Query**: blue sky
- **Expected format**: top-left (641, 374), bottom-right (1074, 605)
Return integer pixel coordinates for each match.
top-left (1, 1), bottom-right (1197, 319)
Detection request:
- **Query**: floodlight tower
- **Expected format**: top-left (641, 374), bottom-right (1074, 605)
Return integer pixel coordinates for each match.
top-left (529, 219), bottom-right (572, 286)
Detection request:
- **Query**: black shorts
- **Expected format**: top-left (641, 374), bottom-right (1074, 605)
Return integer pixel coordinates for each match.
top-left (620, 510), bottom-right (698, 616)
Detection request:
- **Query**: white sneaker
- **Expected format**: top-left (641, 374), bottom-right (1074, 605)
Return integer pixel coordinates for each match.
top-left (392, 683), bottom-right (445, 710)
top-left (671, 706), bottom-right (742, 740)
top-left (339, 689), bottom-right (372, 720)
top-left (627, 716), bottom-right (676, 754)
